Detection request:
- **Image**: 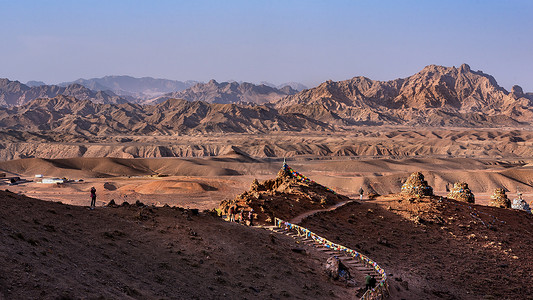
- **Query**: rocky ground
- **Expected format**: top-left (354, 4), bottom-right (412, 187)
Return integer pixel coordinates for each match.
top-left (300, 195), bottom-right (533, 299)
top-left (2, 159), bottom-right (533, 299)
top-left (0, 190), bottom-right (353, 300)
top-left (219, 164), bottom-right (350, 223)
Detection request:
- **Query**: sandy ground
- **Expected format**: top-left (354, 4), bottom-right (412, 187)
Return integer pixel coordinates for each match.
top-left (1, 152), bottom-right (533, 299)
top-left (2, 128), bottom-right (533, 161)
top-left (1, 156), bottom-right (532, 210)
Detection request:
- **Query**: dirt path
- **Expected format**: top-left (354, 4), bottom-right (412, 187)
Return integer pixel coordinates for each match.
top-left (289, 199), bottom-right (356, 224)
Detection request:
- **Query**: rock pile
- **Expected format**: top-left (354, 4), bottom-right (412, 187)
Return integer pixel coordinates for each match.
top-left (511, 193), bottom-right (531, 213)
top-left (219, 164), bottom-right (349, 224)
top-left (325, 256), bottom-right (351, 281)
top-left (400, 172), bottom-right (433, 197)
top-left (489, 188), bottom-right (511, 208)
top-left (447, 182), bottom-right (475, 203)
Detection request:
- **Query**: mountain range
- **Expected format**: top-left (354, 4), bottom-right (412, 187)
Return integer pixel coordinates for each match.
top-left (0, 79), bottom-right (126, 106)
top-left (1, 64), bottom-right (532, 133)
top-left (2, 77), bottom-right (301, 106)
top-left (0, 95), bottom-right (328, 135)
top-left (147, 80), bottom-right (298, 104)
top-left (58, 76), bottom-right (199, 100)
top-left (276, 64), bottom-right (533, 126)
top-left (259, 81), bottom-right (308, 91)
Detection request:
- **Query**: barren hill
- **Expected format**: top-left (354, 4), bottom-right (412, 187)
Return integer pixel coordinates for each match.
top-left (276, 64), bottom-right (533, 126)
top-left (300, 195), bottom-right (533, 299)
top-left (0, 79), bottom-right (127, 107)
top-left (148, 80), bottom-right (298, 104)
top-left (0, 190), bottom-right (353, 299)
top-left (0, 96), bottom-right (328, 136)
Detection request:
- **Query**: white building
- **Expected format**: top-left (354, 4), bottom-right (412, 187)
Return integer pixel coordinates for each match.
top-left (40, 178), bottom-right (66, 184)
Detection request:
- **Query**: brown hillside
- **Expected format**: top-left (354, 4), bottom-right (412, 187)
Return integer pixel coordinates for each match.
top-left (300, 195), bottom-right (533, 299)
top-left (219, 163), bottom-right (351, 223)
top-left (0, 190), bottom-right (353, 299)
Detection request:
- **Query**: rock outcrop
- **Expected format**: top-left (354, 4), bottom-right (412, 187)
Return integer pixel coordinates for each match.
top-left (275, 64), bottom-right (533, 126)
top-left (218, 163), bottom-right (350, 223)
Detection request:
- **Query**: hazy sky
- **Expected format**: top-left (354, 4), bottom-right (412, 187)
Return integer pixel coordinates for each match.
top-left (1, 0), bottom-right (532, 91)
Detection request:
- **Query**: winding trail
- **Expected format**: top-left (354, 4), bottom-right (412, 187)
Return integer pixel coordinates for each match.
top-left (264, 198), bottom-right (389, 299)
top-left (223, 196), bottom-right (389, 299)
top-left (289, 199), bottom-right (356, 224)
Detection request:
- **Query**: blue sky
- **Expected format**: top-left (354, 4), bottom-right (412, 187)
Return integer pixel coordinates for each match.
top-left (1, 0), bottom-right (532, 91)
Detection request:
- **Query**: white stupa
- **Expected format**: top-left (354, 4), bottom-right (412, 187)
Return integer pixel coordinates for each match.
top-left (511, 192), bottom-right (531, 213)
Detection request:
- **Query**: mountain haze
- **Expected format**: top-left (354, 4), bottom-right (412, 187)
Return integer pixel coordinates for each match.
top-left (260, 81), bottom-right (308, 91)
top-left (147, 80), bottom-right (298, 104)
top-left (0, 79), bottom-right (126, 107)
top-left (59, 76), bottom-right (199, 100)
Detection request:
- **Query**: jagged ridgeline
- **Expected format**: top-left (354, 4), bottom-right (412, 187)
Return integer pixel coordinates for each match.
top-left (218, 162), bottom-right (350, 223)
top-left (2, 64), bottom-right (533, 130)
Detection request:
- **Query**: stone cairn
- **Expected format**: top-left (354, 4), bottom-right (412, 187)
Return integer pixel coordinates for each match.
top-left (488, 188), bottom-right (511, 208)
top-left (511, 193), bottom-right (531, 213)
top-left (400, 172), bottom-right (433, 197)
top-left (447, 182), bottom-right (475, 204)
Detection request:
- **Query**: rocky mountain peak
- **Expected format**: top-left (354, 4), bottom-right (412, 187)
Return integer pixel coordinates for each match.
top-left (511, 85), bottom-right (524, 97)
top-left (459, 63), bottom-right (471, 73)
top-left (275, 64), bottom-right (533, 126)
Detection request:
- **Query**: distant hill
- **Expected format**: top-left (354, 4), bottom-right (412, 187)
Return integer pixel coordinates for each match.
top-left (59, 76), bottom-right (199, 100)
top-left (25, 80), bottom-right (46, 87)
top-left (2, 64), bottom-right (532, 128)
top-left (260, 81), bottom-right (308, 91)
top-left (278, 82), bottom-right (308, 91)
top-left (0, 95), bottom-right (328, 135)
top-left (147, 80), bottom-right (298, 104)
top-left (276, 64), bottom-right (533, 126)
top-left (0, 79), bottom-right (126, 106)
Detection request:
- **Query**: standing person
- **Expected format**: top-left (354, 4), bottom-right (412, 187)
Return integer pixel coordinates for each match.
top-left (238, 209), bottom-right (244, 224)
top-left (365, 274), bottom-right (376, 291)
top-left (359, 187), bottom-right (364, 201)
top-left (90, 187), bottom-right (97, 210)
top-left (228, 205), bottom-right (235, 222)
top-left (248, 209), bottom-right (254, 226)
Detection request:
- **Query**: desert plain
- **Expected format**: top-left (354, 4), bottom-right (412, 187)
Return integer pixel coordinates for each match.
top-left (2, 129), bottom-right (533, 208)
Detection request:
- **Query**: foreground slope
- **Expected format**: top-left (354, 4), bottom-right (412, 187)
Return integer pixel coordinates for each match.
top-left (0, 190), bottom-right (352, 299)
top-left (300, 195), bottom-right (533, 299)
